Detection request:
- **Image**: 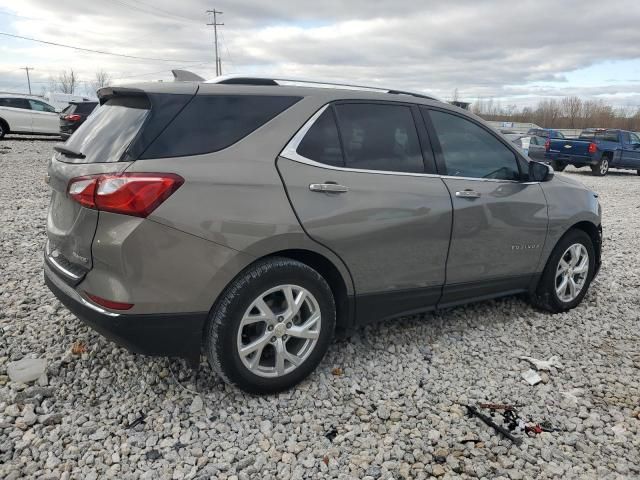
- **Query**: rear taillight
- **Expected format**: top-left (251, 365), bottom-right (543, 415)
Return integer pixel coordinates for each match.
top-left (588, 142), bottom-right (597, 154)
top-left (67, 173), bottom-right (184, 217)
top-left (544, 139), bottom-right (550, 151)
top-left (84, 292), bottom-right (134, 311)
top-left (64, 114), bottom-right (82, 121)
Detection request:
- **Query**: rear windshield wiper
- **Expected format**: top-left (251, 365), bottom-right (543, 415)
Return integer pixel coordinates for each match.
top-left (54, 144), bottom-right (86, 159)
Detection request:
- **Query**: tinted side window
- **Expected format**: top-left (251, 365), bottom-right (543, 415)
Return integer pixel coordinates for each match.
top-left (622, 132), bottom-right (631, 144)
top-left (603, 130), bottom-right (619, 142)
top-left (142, 95), bottom-right (301, 159)
top-left (427, 109), bottom-right (520, 180)
top-left (29, 100), bottom-right (55, 112)
top-left (3, 98), bottom-right (31, 110)
top-left (334, 103), bottom-right (423, 173)
top-left (297, 108), bottom-right (344, 167)
top-left (630, 132), bottom-right (640, 144)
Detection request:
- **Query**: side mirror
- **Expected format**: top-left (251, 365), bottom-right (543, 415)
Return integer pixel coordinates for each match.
top-left (529, 161), bottom-right (554, 182)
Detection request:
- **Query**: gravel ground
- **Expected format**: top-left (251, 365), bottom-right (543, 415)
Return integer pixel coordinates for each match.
top-left (1, 137), bottom-right (639, 480)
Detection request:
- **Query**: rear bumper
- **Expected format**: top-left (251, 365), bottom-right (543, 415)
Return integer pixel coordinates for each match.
top-left (545, 153), bottom-right (597, 166)
top-left (44, 261), bottom-right (206, 364)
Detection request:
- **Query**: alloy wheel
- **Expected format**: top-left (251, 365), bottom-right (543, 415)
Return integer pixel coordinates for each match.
top-left (600, 158), bottom-right (609, 175)
top-left (236, 284), bottom-right (321, 378)
top-left (555, 243), bottom-right (589, 302)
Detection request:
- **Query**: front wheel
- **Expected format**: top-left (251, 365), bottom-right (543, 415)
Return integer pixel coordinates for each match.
top-left (0, 121), bottom-right (7, 140)
top-left (205, 257), bottom-right (335, 394)
top-left (530, 229), bottom-right (595, 313)
top-left (550, 160), bottom-right (566, 172)
top-left (591, 157), bottom-right (609, 176)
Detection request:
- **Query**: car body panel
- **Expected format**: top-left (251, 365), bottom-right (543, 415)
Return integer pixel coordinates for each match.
top-left (440, 178), bottom-right (548, 288)
top-left (277, 157), bottom-right (452, 294)
top-left (81, 213), bottom-right (256, 314)
top-left (46, 154), bottom-right (131, 280)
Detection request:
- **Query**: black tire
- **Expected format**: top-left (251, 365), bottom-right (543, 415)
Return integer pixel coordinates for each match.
top-left (205, 257), bottom-right (335, 394)
top-left (0, 120), bottom-right (7, 140)
top-left (550, 160), bottom-right (566, 172)
top-left (530, 229), bottom-right (595, 313)
top-left (591, 156), bottom-right (610, 176)
top-left (636, 170), bottom-right (640, 176)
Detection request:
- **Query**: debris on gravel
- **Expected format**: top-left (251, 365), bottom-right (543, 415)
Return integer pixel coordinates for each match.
top-left (1, 138), bottom-right (639, 479)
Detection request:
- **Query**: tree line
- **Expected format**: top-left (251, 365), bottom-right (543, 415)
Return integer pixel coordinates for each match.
top-left (471, 97), bottom-right (640, 131)
top-left (43, 69), bottom-right (112, 97)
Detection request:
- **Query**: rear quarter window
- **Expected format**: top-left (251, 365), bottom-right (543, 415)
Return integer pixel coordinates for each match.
top-left (141, 95), bottom-right (301, 159)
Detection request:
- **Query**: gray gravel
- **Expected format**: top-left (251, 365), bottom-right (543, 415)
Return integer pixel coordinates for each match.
top-left (1, 137), bottom-right (639, 479)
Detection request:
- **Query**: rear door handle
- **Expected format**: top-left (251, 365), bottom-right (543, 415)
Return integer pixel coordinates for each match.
top-left (309, 183), bottom-right (349, 193)
top-left (455, 189), bottom-right (481, 199)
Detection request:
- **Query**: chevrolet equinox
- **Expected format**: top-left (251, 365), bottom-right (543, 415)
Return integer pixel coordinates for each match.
top-left (44, 76), bottom-right (602, 393)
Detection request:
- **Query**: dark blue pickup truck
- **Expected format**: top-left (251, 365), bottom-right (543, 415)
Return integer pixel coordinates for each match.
top-left (545, 128), bottom-right (640, 176)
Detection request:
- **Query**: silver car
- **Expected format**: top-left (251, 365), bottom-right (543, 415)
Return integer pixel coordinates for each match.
top-left (44, 77), bottom-right (602, 393)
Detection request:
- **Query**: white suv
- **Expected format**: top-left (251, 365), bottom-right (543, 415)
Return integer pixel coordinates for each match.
top-left (0, 95), bottom-right (60, 139)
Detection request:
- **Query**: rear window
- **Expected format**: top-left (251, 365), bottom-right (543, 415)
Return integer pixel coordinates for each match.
top-left (62, 96), bottom-right (149, 163)
top-left (73, 102), bottom-right (98, 114)
top-left (579, 130), bottom-right (595, 140)
top-left (141, 95), bottom-right (301, 159)
top-left (600, 130), bottom-right (619, 142)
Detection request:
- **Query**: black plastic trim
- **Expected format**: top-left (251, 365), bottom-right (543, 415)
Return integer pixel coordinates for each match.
top-left (355, 286), bottom-right (442, 325)
top-left (44, 267), bottom-right (206, 364)
top-left (438, 274), bottom-right (532, 308)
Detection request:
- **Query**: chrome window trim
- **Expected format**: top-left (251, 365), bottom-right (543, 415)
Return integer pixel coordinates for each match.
top-left (280, 103), bottom-right (527, 184)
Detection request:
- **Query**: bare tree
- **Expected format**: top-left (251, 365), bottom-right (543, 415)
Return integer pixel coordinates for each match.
top-left (57, 69), bottom-right (77, 94)
top-left (560, 96), bottom-right (583, 128)
top-left (91, 70), bottom-right (112, 91)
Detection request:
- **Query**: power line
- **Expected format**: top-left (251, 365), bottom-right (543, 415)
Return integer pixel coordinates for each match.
top-left (107, 0), bottom-right (200, 25)
top-left (206, 9), bottom-right (224, 76)
top-left (0, 32), bottom-right (204, 63)
top-left (127, 0), bottom-right (202, 23)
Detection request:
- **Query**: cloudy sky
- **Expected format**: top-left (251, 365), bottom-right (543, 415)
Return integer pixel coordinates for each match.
top-left (1, 0), bottom-right (639, 107)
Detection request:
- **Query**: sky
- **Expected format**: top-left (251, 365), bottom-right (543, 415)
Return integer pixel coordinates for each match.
top-left (1, 0), bottom-right (639, 108)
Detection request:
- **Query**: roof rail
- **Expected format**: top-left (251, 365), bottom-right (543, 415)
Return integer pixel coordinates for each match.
top-left (206, 74), bottom-right (440, 102)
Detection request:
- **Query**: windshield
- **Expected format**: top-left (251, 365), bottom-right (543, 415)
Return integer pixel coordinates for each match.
top-left (62, 96), bottom-right (149, 163)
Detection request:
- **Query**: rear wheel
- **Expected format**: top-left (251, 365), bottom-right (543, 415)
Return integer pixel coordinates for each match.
top-left (591, 156), bottom-right (609, 176)
top-left (205, 257), bottom-right (335, 394)
top-left (0, 120), bottom-right (7, 139)
top-left (530, 229), bottom-right (595, 313)
top-left (550, 160), bottom-right (566, 172)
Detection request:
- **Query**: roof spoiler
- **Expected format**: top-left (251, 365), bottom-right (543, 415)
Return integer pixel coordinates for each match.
top-left (97, 86), bottom-right (147, 105)
top-left (172, 69), bottom-right (205, 82)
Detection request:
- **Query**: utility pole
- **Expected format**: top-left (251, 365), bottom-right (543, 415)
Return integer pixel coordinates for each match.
top-left (206, 9), bottom-right (224, 76)
top-left (21, 67), bottom-right (33, 95)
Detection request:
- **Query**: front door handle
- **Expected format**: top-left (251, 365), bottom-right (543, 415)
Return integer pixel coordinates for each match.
top-left (309, 183), bottom-right (349, 193)
top-left (455, 189), bottom-right (481, 199)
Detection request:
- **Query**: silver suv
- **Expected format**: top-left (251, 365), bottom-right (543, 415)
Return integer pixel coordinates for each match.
top-left (44, 77), bottom-right (602, 393)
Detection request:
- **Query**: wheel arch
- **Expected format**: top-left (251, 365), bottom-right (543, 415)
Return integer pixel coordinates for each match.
top-left (264, 249), bottom-right (354, 331)
top-left (568, 221), bottom-right (602, 272)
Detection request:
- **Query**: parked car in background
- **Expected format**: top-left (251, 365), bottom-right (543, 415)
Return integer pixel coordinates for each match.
top-left (504, 133), bottom-right (547, 161)
top-left (44, 77), bottom-right (602, 393)
top-left (527, 128), bottom-right (566, 139)
top-left (43, 92), bottom-right (97, 112)
top-left (545, 128), bottom-right (640, 176)
top-left (0, 94), bottom-right (60, 139)
top-left (59, 101), bottom-right (98, 139)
